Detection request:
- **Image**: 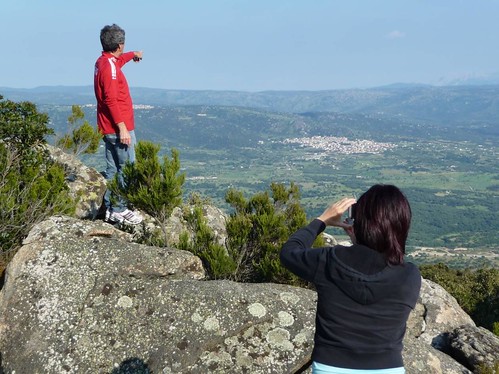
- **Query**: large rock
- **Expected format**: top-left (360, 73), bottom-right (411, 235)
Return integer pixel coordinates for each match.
top-left (160, 204), bottom-right (228, 248)
top-left (407, 279), bottom-right (476, 349)
top-left (48, 142), bottom-right (229, 249)
top-left (402, 279), bottom-right (476, 374)
top-left (402, 337), bottom-right (471, 374)
top-left (47, 145), bottom-right (107, 219)
top-left (0, 217), bottom-right (495, 373)
top-left (448, 324), bottom-right (499, 372)
top-left (0, 216), bottom-right (315, 374)
top-left (406, 279), bottom-right (476, 343)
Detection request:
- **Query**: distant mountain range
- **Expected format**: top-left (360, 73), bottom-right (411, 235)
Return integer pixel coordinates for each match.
top-left (2, 84), bottom-right (499, 126)
top-left (436, 72), bottom-right (499, 87)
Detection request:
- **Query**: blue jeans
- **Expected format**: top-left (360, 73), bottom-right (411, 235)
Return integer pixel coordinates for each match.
top-left (312, 362), bottom-right (405, 374)
top-left (103, 130), bottom-right (136, 213)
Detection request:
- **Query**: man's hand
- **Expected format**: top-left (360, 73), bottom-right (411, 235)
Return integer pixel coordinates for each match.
top-left (133, 51), bottom-right (143, 62)
top-left (117, 122), bottom-right (131, 145)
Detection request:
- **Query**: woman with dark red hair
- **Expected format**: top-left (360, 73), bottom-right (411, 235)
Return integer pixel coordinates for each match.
top-left (280, 185), bottom-right (421, 374)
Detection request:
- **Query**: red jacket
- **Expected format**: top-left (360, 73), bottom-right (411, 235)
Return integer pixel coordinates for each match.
top-left (94, 51), bottom-right (135, 135)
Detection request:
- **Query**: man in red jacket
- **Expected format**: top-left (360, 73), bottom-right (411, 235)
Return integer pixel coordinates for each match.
top-left (94, 24), bottom-right (143, 225)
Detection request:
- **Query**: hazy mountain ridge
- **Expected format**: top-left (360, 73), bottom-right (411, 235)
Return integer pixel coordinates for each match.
top-left (43, 104), bottom-right (491, 152)
top-left (3, 84), bottom-right (499, 126)
top-left (4, 85), bottom-right (498, 148)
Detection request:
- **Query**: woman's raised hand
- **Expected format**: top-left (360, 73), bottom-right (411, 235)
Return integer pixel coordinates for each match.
top-left (317, 197), bottom-right (356, 229)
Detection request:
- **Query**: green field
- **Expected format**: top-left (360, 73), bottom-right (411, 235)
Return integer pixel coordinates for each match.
top-left (170, 135), bottom-right (499, 258)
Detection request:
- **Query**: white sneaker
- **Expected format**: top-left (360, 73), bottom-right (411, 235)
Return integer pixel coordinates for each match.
top-left (106, 208), bottom-right (143, 225)
top-left (105, 208), bottom-right (113, 222)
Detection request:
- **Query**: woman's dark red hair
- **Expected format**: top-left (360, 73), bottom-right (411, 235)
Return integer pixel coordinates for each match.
top-left (353, 184), bottom-right (411, 265)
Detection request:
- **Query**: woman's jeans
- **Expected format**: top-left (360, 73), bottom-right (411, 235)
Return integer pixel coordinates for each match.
top-left (312, 362), bottom-right (405, 374)
top-left (103, 130), bottom-right (136, 213)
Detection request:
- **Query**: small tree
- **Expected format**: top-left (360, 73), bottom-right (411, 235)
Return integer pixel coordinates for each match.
top-left (178, 194), bottom-right (237, 279)
top-left (0, 95), bottom-right (52, 159)
top-left (223, 182), bottom-right (323, 284)
top-left (174, 183), bottom-right (322, 284)
top-left (110, 141), bottom-right (185, 244)
top-left (0, 96), bottom-right (75, 271)
top-left (56, 105), bottom-right (100, 156)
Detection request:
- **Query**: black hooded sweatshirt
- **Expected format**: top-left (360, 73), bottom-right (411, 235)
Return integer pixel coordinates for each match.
top-left (280, 219), bottom-right (421, 370)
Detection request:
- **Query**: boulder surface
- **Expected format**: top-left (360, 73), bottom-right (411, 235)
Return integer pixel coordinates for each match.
top-left (0, 216), bottom-right (496, 373)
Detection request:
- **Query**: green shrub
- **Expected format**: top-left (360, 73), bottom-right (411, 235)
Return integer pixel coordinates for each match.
top-left (494, 322), bottom-right (499, 336)
top-left (0, 95), bottom-right (53, 155)
top-left (105, 140), bottom-right (324, 284)
top-left (0, 96), bottom-right (75, 271)
top-left (178, 194), bottom-right (236, 279)
top-left (110, 141), bottom-right (185, 244)
top-left (476, 361), bottom-right (499, 374)
top-left (176, 184), bottom-right (324, 284)
top-left (224, 182), bottom-right (323, 284)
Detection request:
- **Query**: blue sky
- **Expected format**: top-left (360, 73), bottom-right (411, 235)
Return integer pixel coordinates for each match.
top-left (2, 0), bottom-right (499, 91)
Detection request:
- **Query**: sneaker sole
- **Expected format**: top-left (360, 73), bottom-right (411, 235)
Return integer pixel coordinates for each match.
top-left (109, 214), bottom-right (142, 225)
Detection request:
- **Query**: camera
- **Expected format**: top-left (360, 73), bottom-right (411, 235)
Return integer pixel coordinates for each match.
top-left (346, 196), bottom-right (356, 225)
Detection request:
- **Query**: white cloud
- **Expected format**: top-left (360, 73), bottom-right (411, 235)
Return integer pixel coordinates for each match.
top-left (386, 30), bottom-right (406, 39)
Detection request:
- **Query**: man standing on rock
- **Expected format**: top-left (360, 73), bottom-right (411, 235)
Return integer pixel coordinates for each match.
top-left (94, 24), bottom-right (143, 225)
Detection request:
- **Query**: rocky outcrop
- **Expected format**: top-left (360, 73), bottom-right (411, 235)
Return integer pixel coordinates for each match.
top-left (0, 216), bottom-right (496, 373)
top-left (48, 144), bottom-right (229, 252)
top-left (156, 204), bottom-right (228, 248)
top-left (407, 279), bottom-right (476, 348)
top-left (47, 145), bottom-right (107, 219)
top-left (402, 337), bottom-right (471, 374)
top-left (448, 325), bottom-right (499, 372)
top-left (403, 279), bottom-right (476, 374)
top-left (0, 217), bottom-right (314, 373)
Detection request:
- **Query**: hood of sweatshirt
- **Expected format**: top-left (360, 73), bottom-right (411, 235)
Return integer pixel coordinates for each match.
top-left (326, 245), bottom-right (405, 305)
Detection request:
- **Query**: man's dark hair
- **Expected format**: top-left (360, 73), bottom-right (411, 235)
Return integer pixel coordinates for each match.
top-left (353, 184), bottom-right (411, 265)
top-left (100, 24), bottom-right (125, 52)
